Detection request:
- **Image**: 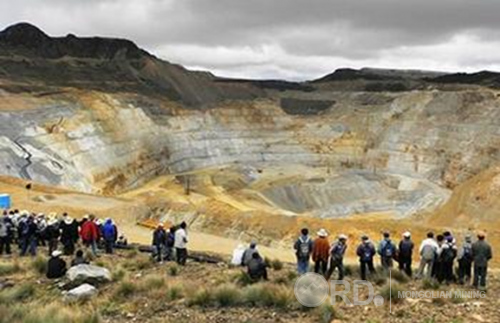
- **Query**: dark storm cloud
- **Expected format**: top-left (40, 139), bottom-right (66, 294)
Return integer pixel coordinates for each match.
top-left (1, 0), bottom-right (500, 80)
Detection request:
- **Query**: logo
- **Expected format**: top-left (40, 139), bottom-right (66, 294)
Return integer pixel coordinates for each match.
top-left (294, 273), bottom-right (329, 307)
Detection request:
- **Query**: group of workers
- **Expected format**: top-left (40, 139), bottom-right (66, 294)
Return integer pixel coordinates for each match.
top-left (293, 228), bottom-right (493, 290)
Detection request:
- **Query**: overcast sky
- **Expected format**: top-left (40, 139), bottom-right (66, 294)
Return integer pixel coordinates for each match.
top-left (1, 0), bottom-right (500, 80)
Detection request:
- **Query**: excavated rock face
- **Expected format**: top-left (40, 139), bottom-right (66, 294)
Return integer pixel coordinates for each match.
top-left (1, 23), bottom-right (500, 220)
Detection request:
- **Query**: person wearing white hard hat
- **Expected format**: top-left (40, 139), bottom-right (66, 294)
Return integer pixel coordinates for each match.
top-left (398, 231), bottom-right (414, 277)
top-left (312, 229), bottom-right (330, 276)
top-left (46, 250), bottom-right (67, 279)
top-left (46, 216), bottom-right (60, 256)
top-left (326, 234), bottom-right (348, 280)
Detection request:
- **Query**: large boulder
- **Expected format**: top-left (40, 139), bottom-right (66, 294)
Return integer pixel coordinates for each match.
top-left (66, 264), bottom-right (111, 286)
top-left (64, 283), bottom-right (97, 302)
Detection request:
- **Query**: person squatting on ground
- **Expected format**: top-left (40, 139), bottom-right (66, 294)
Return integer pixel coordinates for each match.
top-left (246, 251), bottom-right (268, 281)
top-left (357, 235), bottom-right (376, 280)
top-left (312, 229), bottom-right (330, 276)
top-left (46, 250), bottom-right (67, 279)
top-left (326, 234), bottom-right (347, 280)
top-left (293, 228), bottom-right (313, 275)
top-left (174, 221), bottom-right (188, 266)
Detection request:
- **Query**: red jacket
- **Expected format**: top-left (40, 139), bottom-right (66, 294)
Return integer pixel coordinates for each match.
top-left (80, 221), bottom-right (100, 242)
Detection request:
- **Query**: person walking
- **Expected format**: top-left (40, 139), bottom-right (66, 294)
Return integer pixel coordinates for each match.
top-left (174, 221), bottom-right (188, 266)
top-left (312, 229), bottom-right (330, 276)
top-left (457, 235), bottom-right (473, 285)
top-left (326, 234), bottom-right (347, 280)
top-left (472, 232), bottom-right (493, 291)
top-left (416, 232), bottom-right (438, 279)
top-left (357, 235), bottom-right (376, 280)
top-left (398, 231), bottom-right (414, 277)
top-left (293, 228), bottom-right (313, 274)
top-left (152, 223), bottom-right (167, 262)
top-left (377, 232), bottom-right (396, 271)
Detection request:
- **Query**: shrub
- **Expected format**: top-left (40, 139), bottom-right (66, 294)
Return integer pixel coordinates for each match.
top-left (168, 264), bottom-right (179, 276)
top-left (242, 283), bottom-right (293, 309)
top-left (422, 278), bottom-right (440, 290)
top-left (286, 270), bottom-right (298, 281)
top-left (0, 262), bottom-right (21, 276)
top-left (125, 247), bottom-right (138, 259)
top-left (165, 284), bottom-right (184, 302)
top-left (142, 274), bottom-right (166, 290)
top-left (270, 259), bottom-right (284, 271)
top-left (213, 284), bottom-right (242, 307)
top-left (186, 288), bottom-right (213, 307)
top-left (316, 303), bottom-right (336, 323)
top-left (391, 270), bottom-right (410, 284)
top-left (233, 271), bottom-right (253, 286)
top-left (114, 280), bottom-right (138, 299)
top-left (31, 256), bottom-right (47, 275)
top-left (373, 273), bottom-right (387, 286)
top-left (112, 268), bottom-right (126, 282)
top-left (379, 282), bottom-right (404, 304)
top-left (0, 284), bottom-right (35, 303)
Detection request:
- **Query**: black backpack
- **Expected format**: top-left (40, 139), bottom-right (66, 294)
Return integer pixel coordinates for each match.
top-left (297, 237), bottom-right (311, 258)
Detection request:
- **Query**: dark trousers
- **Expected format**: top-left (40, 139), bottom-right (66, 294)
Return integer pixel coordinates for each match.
top-left (443, 261), bottom-right (454, 283)
top-left (314, 259), bottom-right (328, 276)
top-left (154, 244), bottom-right (163, 262)
top-left (458, 259), bottom-right (472, 284)
top-left (360, 260), bottom-right (375, 280)
top-left (433, 261), bottom-right (444, 282)
top-left (176, 248), bottom-right (187, 266)
top-left (62, 239), bottom-right (75, 256)
top-left (48, 238), bottom-right (58, 256)
top-left (0, 237), bottom-right (11, 255)
top-left (20, 236), bottom-right (37, 256)
top-left (473, 264), bottom-right (488, 289)
top-left (381, 257), bottom-right (393, 271)
top-left (399, 257), bottom-right (412, 277)
top-left (104, 240), bottom-right (114, 254)
top-left (326, 259), bottom-right (344, 280)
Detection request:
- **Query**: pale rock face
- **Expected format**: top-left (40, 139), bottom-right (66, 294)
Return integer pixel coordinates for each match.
top-left (1, 89), bottom-right (499, 218)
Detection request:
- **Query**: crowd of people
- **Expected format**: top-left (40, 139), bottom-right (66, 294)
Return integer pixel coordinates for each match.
top-left (0, 209), bottom-right (129, 278)
top-left (293, 228), bottom-right (493, 290)
top-left (0, 208), bottom-right (495, 291)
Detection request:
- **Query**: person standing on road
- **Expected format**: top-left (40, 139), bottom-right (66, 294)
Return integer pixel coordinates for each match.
top-left (174, 221), bottom-right (188, 266)
top-left (293, 228), bottom-right (313, 275)
top-left (472, 232), bottom-right (492, 291)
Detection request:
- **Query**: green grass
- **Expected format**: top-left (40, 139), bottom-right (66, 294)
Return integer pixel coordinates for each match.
top-left (113, 280), bottom-right (138, 299)
top-left (213, 284), bottom-right (242, 307)
top-left (142, 274), bottom-right (166, 290)
top-left (270, 259), bottom-right (283, 271)
top-left (0, 262), bottom-right (22, 276)
top-left (0, 284), bottom-right (35, 303)
top-left (165, 284), bottom-right (184, 302)
top-left (391, 270), bottom-right (410, 284)
top-left (168, 264), bottom-right (179, 276)
top-left (30, 256), bottom-right (47, 275)
top-left (316, 303), bottom-right (336, 323)
top-left (379, 282), bottom-right (404, 304)
top-left (186, 288), bottom-right (213, 307)
top-left (421, 278), bottom-right (440, 290)
top-left (111, 268), bottom-right (126, 282)
top-left (232, 271), bottom-right (254, 286)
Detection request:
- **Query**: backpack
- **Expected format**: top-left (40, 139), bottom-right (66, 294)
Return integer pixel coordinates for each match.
top-left (297, 237), bottom-right (311, 258)
top-left (382, 240), bottom-right (395, 258)
top-left (421, 244), bottom-right (435, 261)
top-left (462, 244), bottom-right (472, 261)
top-left (166, 232), bottom-right (175, 247)
top-left (361, 244), bottom-right (373, 262)
top-left (441, 245), bottom-right (455, 262)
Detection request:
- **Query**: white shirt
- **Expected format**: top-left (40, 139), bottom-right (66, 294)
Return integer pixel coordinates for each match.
top-left (419, 238), bottom-right (438, 254)
top-left (174, 228), bottom-right (188, 249)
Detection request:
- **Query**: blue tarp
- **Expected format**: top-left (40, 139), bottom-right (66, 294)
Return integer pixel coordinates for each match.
top-left (0, 194), bottom-right (11, 209)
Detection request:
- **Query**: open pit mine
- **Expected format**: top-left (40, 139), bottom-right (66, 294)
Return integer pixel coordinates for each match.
top-left (1, 23), bottom-right (500, 260)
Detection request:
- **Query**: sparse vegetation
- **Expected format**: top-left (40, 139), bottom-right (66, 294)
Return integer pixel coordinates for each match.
top-left (186, 288), bottom-right (213, 307)
top-left (270, 258), bottom-right (284, 271)
top-left (0, 284), bottom-right (35, 303)
top-left (233, 271), bottom-right (254, 286)
top-left (391, 270), bottom-right (410, 283)
top-left (379, 282), bottom-right (404, 304)
top-left (213, 284), bottom-right (242, 307)
top-left (422, 278), bottom-right (441, 290)
top-left (0, 261), bottom-right (21, 276)
top-left (114, 280), bottom-right (138, 299)
top-left (316, 303), bottom-right (336, 323)
top-left (30, 256), bottom-right (47, 275)
top-left (168, 264), bottom-right (179, 276)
